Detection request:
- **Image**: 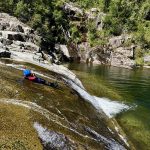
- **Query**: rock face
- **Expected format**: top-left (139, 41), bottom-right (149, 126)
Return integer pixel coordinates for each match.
top-left (63, 2), bottom-right (83, 17)
top-left (78, 35), bottom-right (135, 68)
top-left (0, 13), bottom-right (41, 60)
top-left (110, 47), bottom-right (135, 68)
top-left (78, 43), bottom-right (111, 65)
top-left (62, 4), bottom-right (136, 68)
top-left (86, 8), bottom-right (106, 31)
top-left (107, 35), bottom-right (135, 68)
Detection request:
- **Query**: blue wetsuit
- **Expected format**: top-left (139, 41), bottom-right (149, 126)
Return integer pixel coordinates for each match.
top-left (23, 69), bottom-right (57, 87)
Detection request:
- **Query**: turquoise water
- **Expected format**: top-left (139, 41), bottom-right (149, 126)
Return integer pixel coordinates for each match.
top-left (68, 63), bottom-right (150, 150)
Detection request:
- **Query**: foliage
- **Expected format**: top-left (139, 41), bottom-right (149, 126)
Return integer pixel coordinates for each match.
top-left (70, 25), bottom-right (82, 43)
top-left (134, 47), bottom-right (144, 65)
top-left (135, 57), bottom-right (144, 66)
top-left (87, 21), bottom-right (108, 46)
top-left (0, 0), bottom-right (150, 56)
top-left (0, 0), bottom-right (69, 51)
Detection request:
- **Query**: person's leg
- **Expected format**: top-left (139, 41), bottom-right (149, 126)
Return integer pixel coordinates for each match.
top-left (48, 81), bottom-right (58, 88)
top-left (35, 77), bottom-right (46, 84)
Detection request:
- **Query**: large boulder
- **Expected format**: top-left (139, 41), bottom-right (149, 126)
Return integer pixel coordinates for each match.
top-left (110, 47), bottom-right (135, 68)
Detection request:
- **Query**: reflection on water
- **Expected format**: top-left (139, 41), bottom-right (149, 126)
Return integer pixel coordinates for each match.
top-left (68, 63), bottom-right (150, 150)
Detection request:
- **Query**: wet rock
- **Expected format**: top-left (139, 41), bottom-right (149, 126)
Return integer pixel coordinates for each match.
top-left (84, 127), bottom-right (126, 150)
top-left (34, 122), bottom-right (77, 150)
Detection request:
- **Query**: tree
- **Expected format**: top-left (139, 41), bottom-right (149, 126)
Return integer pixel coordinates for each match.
top-left (15, 1), bottom-right (29, 21)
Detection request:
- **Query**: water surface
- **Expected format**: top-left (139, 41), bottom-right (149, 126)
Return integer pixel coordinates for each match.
top-left (68, 63), bottom-right (150, 150)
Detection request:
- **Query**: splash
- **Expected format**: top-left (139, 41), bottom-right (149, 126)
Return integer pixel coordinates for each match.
top-left (66, 79), bottom-right (130, 118)
top-left (33, 122), bottom-right (77, 149)
top-left (93, 97), bottom-right (130, 117)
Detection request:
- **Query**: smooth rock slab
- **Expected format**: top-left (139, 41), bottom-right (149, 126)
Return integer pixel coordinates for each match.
top-left (34, 122), bottom-right (77, 150)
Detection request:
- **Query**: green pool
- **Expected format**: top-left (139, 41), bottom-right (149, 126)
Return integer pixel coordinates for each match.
top-left (68, 63), bottom-right (150, 150)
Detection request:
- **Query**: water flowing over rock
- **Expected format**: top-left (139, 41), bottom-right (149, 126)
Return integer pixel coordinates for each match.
top-left (34, 122), bottom-right (77, 150)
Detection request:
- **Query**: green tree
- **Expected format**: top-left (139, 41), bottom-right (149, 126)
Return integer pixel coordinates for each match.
top-left (15, 1), bottom-right (29, 21)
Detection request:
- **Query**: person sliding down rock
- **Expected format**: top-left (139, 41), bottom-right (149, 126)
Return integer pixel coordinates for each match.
top-left (23, 66), bottom-right (58, 88)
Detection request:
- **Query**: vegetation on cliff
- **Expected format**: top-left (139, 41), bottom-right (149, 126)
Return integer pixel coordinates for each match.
top-left (71, 0), bottom-right (150, 64)
top-left (0, 0), bottom-right (150, 65)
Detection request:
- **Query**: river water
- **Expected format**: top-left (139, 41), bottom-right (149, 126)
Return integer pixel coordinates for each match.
top-left (0, 59), bottom-right (131, 150)
top-left (68, 63), bottom-right (150, 150)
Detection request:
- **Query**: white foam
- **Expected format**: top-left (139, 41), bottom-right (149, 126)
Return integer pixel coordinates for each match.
top-left (94, 97), bottom-right (129, 117)
top-left (85, 127), bottom-right (126, 150)
top-left (66, 79), bottom-right (130, 118)
top-left (34, 122), bottom-right (52, 143)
